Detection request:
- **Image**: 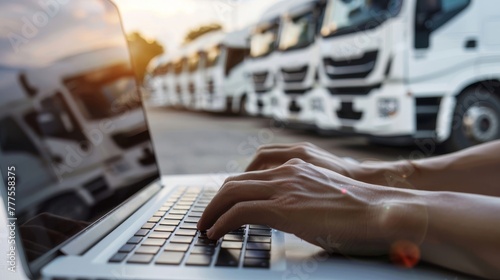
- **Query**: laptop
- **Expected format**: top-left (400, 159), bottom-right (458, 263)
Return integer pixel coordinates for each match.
top-left (0, 1), bottom-right (467, 279)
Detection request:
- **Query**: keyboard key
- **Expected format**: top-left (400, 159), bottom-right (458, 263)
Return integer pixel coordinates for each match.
top-left (244, 258), bottom-right (270, 268)
top-left (135, 245), bottom-right (161, 255)
top-left (170, 236), bottom-right (194, 244)
top-left (184, 217), bottom-right (200, 223)
top-left (149, 232), bottom-right (171, 239)
top-left (127, 236), bottom-right (143, 244)
top-left (164, 243), bottom-right (190, 252)
top-left (191, 246), bottom-right (215, 255)
top-left (245, 250), bottom-right (270, 259)
top-left (127, 254), bottom-right (153, 264)
top-left (159, 206), bottom-right (171, 212)
top-left (155, 225), bottom-right (176, 232)
top-left (170, 210), bottom-right (188, 215)
top-left (148, 217), bottom-right (161, 223)
top-left (177, 201), bottom-right (194, 206)
top-left (163, 202), bottom-right (174, 207)
top-left (196, 238), bottom-right (217, 246)
top-left (173, 205), bottom-right (191, 210)
top-left (165, 214), bottom-right (184, 220)
top-left (176, 229), bottom-right (197, 236)
top-left (249, 225), bottom-right (271, 230)
top-left (228, 228), bottom-right (245, 235)
top-left (180, 223), bottom-right (198, 230)
top-left (215, 249), bottom-right (241, 267)
top-left (109, 252), bottom-right (127, 263)
top-left (143, 238), bottom-right (166, 246)
top-left (249, 229), bottom-right (272, 236)
top-left (159, 220), bottom-right (180, 226)
top-left (185, 254), bottom-right (212, 266)
top-left (191, 207), bottom-right (205, 213)
top-left (223, 234), bottom-right (244, 241)
top-left (188, 212), bottom-right (202, 218)
top-left (221, 241), bottom-right (243, 249)
top-left (156, 252), bottom-right (185, 265)
top-left (246, 242), bottom-right (271, 251)
top-left (141, 223), bottom-right (156, 229)
top-left (247, 236), bottom-right (271, 243)
top-left (135, 229), bottom-right (149, 236)
top-left (118, 244), bottom-right (135, 253)
top-left (153, 211), bottom-right (166, 217)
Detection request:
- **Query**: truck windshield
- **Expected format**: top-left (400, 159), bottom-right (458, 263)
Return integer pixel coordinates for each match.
top-left (206, 46), bottom-right (221, 68)
top-left (174, 59), bottom-right (184, 74)
top-left (250, 22), bottom-right (279, 58)
top-left (321, 0), bottom-right (402, 37)
top-left (279, 11), bottom-right (316, 51)
top-left (188, 53), bottom-right (200, 73)
top-left (63, 64), bottom-right (140, 120)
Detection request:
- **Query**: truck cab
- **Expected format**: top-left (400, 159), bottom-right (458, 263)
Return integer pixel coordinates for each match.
top-left (246, 1), bottom-right (290, 117)
top-left (202, 29), bottom-right (251, 114)
top-left (315, 0), bottom-right (500, 150)
top-left (272, 0), bottom-right (326, 128)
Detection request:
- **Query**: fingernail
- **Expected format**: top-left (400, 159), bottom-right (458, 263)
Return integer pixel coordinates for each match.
top-left (207, 229), bottom-right (214, 239)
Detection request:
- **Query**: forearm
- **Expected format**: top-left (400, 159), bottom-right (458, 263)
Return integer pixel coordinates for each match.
top-left (417, 191), bottom-right (500, 279)
top-left (361, 141), bottom-right (500, 196)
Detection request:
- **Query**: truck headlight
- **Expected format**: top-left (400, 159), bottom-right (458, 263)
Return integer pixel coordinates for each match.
top-left (378, 98), bottom-right (399, 118)
top-left (311, 98), bottom-right (324, 112)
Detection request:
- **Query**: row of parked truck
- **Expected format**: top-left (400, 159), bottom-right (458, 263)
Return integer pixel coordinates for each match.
top-left (148, 0), bottom-right (500, 152)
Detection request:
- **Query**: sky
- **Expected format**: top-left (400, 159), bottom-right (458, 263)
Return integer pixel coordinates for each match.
top-left (114, 0), bottom-right (282, 53)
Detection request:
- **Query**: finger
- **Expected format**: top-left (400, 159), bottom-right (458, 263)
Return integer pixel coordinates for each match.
top-left (223, 169), bottom-right (276, 184)
top-left (246, 149), bottom-right (293, 171)
top-left (198, 180), bottom-right (274, 231)
top-left (207, 200), bottom-right (276, 240)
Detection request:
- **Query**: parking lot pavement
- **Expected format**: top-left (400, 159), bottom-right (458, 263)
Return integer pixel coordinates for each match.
top-left (146, 106), bottom-right (423, 176)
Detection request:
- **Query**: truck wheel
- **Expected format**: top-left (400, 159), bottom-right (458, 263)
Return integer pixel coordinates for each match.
top-left (41, 193), bottom-right (90, 221)
top-left (443, 89), bottom-right (500, 152)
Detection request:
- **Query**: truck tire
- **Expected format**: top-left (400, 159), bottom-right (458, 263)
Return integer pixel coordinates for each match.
top-left (41, 193), bottom-right (90, 221)
top-left (443, 89), bottom-right (500, 152)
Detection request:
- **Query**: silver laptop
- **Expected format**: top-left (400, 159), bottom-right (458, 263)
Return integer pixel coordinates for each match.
top-left (0, 1), bottom-right (468, 279)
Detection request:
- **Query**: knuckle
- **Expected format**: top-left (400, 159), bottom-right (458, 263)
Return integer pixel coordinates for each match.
top-left (285, 158), bottom-right (305, 165)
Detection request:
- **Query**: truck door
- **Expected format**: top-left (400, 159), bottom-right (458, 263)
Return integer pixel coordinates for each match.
top-left (407, 0), bottom-right (477, 85)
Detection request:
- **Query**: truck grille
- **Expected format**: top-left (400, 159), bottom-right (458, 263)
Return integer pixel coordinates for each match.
top-left (281, 66), bottom-right (308, 83)
top-left (207, 80), bottom-right (214, 94)
top-left (112, 128), bottom-right (151, 149)
top-left (336, 101), bottom-right (363, 120)
top-left (252, 71), bottom-right (269, 93)
top-left (323, 51), bottom-right (378, 80)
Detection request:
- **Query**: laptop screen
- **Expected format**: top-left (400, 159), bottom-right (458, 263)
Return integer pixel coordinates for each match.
top-left (0, 0), bottom-right (160, 266)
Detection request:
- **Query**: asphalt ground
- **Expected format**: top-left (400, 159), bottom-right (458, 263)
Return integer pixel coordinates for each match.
top-left (145, 106), bottom-right (433, 176)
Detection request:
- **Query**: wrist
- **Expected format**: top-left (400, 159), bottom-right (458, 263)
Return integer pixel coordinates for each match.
top-left (358, 160), bottom-right (421, 189)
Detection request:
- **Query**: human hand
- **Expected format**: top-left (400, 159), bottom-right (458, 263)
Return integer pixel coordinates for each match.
top-left (246, 142), bottom-right (365, 179)
top-left (198, 159), bottom-right (428, 256)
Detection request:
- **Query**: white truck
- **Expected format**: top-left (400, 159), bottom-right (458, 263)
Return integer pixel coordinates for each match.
top-left (271, 0), bottom-right (327, 128)
top-left (202, 29), bottom-right (252, 114)
top-left (173, 52), bottom-right (191, 109)
top-left (184, 40), bottom-right (207, 110)
top-left (146, 55), bottom-right (170, 107)
top-left (246, 1), bottom-right (291, 116)
top-left (1, 47), bottom-right (158, 220)
top-left (314, 0), bottom-right (500, 151)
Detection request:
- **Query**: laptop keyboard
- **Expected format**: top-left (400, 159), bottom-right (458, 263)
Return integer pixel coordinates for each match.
top-left (108, 187), bottom-right (272, 268)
